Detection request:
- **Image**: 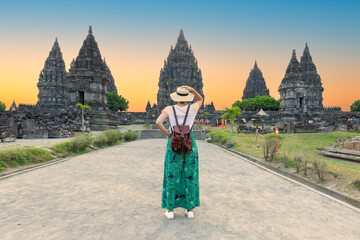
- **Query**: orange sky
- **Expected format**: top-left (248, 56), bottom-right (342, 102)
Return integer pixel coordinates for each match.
top-left (1, 33), bottom-right (359, 112)
top-left (1, 1), bottom-right (360, 112)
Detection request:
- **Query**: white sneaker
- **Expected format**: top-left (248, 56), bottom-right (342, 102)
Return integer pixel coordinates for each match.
top-left (165, 211), bottom-right (174, 219)
top-left (185, 210), bottom-right (194, 218)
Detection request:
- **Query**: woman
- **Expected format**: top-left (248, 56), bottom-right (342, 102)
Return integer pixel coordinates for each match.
top-left (156, 85), bottom-right (203, 219)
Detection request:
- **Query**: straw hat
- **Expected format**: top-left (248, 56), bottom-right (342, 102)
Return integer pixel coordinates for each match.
top-left (170, 87), bottom-right (194, 102)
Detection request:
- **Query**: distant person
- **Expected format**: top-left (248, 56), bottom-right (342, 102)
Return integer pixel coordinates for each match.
top-left (156, 85), bottom-right (203, 219)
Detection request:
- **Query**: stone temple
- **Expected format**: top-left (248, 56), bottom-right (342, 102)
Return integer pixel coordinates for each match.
top-left (37, 38), bottom-right (68, 111)
top-left (67, 26), bottom-right (117, 130)
top-left (242, 61), bottom-right (270, 100)
top-left (278, 44), bottom-right (324, 122)
top-left (156, 29), bottom-right (205, 110)
top-left (104, 59), bottom-right (118, 94)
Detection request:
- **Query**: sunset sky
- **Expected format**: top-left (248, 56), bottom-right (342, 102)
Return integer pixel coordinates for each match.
top-left (0, 0), bottom-right (359, 111)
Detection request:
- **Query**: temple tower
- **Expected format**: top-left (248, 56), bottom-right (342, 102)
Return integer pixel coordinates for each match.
top-left (67, 26), bottom-right (117, 130)
top-left (242, 61), bottom-right (270, 100)
top-left (37, 38), bottom-right (68, 111)
top-left (300, 43), bottom-right (324, 112)
top-left (278, 44), bottom-right (324, 122)
top-left (104, 59), bottom-right (118, 93)
top-left (157, 29), bottom-right (205, 110)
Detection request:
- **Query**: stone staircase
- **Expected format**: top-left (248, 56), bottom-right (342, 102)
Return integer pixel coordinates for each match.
top-left (138, 130), bottom-right (206, 140)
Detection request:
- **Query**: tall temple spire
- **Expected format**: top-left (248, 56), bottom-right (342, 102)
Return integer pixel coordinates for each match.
top-left (254, 60), bottom-right (258, 69)
top-left (145, 100), bottom-right (152, 112)
top-left (157, 29), bottom-right (205, 110)
top-left (300, 43), bottom-right (316, 72)
top-left (37, 38), bottom-right (67, 111)
top-left (285, 49), bottom-right (301, 74)
top-left (179, 29), bottom-right (184, 39)
top-left (70, 26), bottom-right (104, 72)
top-left (242, 61), bottom-right (269, 100)
top-left (67, 26), bottom-right (117, 130)
top-left (278, 44), bottom-right (324, 117)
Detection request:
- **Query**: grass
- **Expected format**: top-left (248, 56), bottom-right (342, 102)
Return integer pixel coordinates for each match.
top-left (207, 127), bottom-right (360, 180)
top-left (0, 130), bottom-right (139, 173)
top-left (0, 147), bottom-right (53, 171)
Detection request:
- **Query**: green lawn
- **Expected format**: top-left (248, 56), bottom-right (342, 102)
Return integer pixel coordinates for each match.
top-left (207, 127), bottom-right (360, 180)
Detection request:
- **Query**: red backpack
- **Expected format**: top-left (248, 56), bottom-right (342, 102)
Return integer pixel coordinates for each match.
top-left (170, 105), bottom-right (193, 153)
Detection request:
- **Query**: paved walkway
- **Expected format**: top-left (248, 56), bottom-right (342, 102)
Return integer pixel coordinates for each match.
top-left (0, 139), bottom-right (359, 240)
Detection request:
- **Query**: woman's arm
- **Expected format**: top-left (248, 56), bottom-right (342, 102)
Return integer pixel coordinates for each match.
top-left (156, 110), bottom-right (171, 138)
top-left (180, 85), bottom-right (203, 108)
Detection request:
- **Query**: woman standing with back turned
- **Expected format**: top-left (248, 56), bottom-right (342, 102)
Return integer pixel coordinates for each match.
top-left (156, 85), bottom-right (203, 219)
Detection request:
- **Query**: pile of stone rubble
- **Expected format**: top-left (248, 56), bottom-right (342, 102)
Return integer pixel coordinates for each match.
top-left (317, 136), bottom-right (360, 162)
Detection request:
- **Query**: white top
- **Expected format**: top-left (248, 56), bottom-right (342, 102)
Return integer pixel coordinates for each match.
top-left (163, 103), bottom-right (200, 131)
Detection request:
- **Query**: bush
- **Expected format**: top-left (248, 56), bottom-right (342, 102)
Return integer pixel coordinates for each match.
top-left (94, 133), bottom-right (108, 147)
top-left (233, 95), bottom-right (280, 111)
top-left (263, 134), bottom-right (282, 161)
top-left (282, 151), bottom-right (291, 168)
top-left (103, 129), bottom-right (122, 145)
top-left (350, 100), bottom-right (360, 112)
top-left (0, 147), bottom-right (53, 171)
top-left (352, 179), bottom-right (360, 191)
top-left (209, 132), bottom-right (228, 145)
top-left (52, 141), bottom-right (71, 157)
top-left (124, 130), bottom-right (138, 141)
top-left (294, 155), bottom-right (302, 173)
top-left (0, 101), bottom-right (5, 111)
top-left (69, 133), bottom-right (94, 152)
top-left (313, 159), bottom-right (327, 182)
top-left (302, 156), bottom-right (310, 176)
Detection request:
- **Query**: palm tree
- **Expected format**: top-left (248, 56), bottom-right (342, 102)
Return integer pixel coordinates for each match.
top-left (222, 106), bottom-right (241, 146)
top-left (76, 103), bottom-right (91, 132)
top-left (204, 112), bottom-right (209, 126)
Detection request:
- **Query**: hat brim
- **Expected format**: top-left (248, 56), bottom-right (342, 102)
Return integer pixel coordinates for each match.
top-left (170, 92), bottom-right (194, 102)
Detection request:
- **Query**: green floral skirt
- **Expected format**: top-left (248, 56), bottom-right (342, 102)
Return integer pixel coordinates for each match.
top-left (162, 132), bottom-right (200, 210)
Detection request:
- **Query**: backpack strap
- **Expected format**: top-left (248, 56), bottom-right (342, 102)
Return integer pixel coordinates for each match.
top-left (183, 105), bottom-right (190, 126)
top-left (172, 106), bottom-right (180, 127)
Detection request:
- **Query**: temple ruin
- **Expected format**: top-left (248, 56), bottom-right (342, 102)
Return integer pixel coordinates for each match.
top-left (242, 61), bottom-right (270, 100)
top-left (278, 44), bottom-right (324, 123)
top-left (156, 30), bottom-right (205, 110)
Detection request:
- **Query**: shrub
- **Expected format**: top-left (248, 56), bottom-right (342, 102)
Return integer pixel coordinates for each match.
top-left (303, 156), bottom-right (310, 176)
top-left (94, 133), bottom-right (108, 147)
top-left (209, 132), bottom-right (228, 145)
top-left (282, 151), bottom-right (291, 168)
top-left (0, 147), bottom-right (53, 171)
top-left (0, 101), bottom-right (5, 111)
top-left (103, 129), bottom-right (122, 145)
top-left (69, 133), bottom-right (94, 152)
top-left (352, 179), bottom-right (360, 191)
top-left (263, 134), bottom-right (282, 162)
top-left (124, 130), bottom-right (138, 141)
top-left (294, 155), bottom-right (302, 173)
top-left (51, 141), bottom-right (71, 157)
top-left (350, 100), bottom-right (360, 112)
top-left (313, 159), bottom-right (327, 182)
top-left (233, 95), bottom-right (280, 111)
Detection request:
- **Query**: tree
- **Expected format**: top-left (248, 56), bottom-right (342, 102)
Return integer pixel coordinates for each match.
top-left (108, 91), bottom-right (129, 112)
top-left (0, 101), bottom-right (5, 111)
top-left (350, 100), bottom-right (360, 112)
top-left (233, 95), bottom-right (280, 111)
top-left (222, 106), bottom-right (241, 146)
top-left (76, 103), bottom-right (91, 132)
